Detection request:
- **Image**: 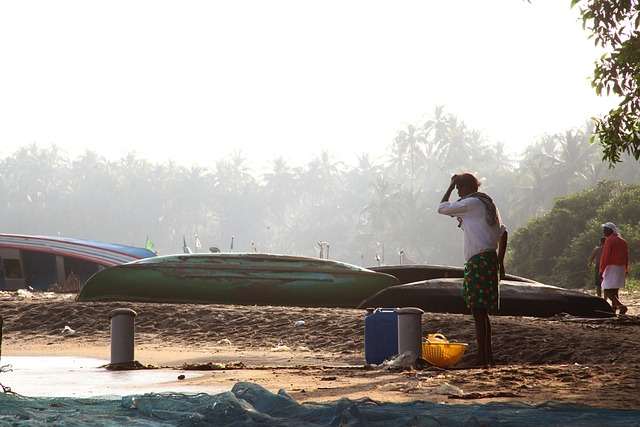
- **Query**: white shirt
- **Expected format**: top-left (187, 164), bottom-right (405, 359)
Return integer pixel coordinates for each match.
top-left (438, 197), bottom-right (506, 262)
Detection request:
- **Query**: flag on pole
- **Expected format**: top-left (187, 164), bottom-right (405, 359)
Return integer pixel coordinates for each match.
top-left (145, 237), bottom-right (155, 252)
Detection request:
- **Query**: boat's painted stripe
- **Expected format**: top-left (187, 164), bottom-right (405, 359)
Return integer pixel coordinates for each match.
top-left (134, 253), bottom-right (374, 272)
top-left (0, 234), bottom-right (156, 266)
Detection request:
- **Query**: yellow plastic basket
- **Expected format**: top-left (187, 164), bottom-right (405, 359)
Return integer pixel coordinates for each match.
top-left (422, 334), bottom-right (468, 367)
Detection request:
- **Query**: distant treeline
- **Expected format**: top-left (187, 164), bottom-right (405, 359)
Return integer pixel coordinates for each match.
top-left (1, 108), bottom-right (639, 287)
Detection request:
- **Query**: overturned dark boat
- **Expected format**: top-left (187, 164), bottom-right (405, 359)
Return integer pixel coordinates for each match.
top-left (368, 264), bottom-right (537, 285)
top-left (76, 252), bottom-right (399, 307)
top-left (357, 277), bottom-right (615, 318)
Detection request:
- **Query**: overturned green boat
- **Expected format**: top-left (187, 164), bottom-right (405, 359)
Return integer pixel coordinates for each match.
top-left (76, 253), bottom-right (399, 307)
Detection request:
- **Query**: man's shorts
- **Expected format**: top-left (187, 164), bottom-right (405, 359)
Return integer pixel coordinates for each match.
top-left (463, 250), bottom-right (500, 310)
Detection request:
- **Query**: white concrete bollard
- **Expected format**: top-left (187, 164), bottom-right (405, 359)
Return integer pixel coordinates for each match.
top-left (109, 308), bottom-right (137, 364)
top-left (397, 307), bottom-right (424, 358)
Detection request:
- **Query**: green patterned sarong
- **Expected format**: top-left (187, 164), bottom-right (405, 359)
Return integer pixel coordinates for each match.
top-left (462, 251), bottom-right (500, 310)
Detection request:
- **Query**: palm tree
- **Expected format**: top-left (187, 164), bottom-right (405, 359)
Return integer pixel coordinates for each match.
top-left (358, 176), bottom-right (406, 259)
top-left (260, 156), bottom-right (300, 253)
top-left (292, 150), bottom-right (351, 257)
top-left (68, 150), bottom-right (119, 240)
top-left (389, 124), bottom-right (427, 192)
top-left (2, 144), bottom-right (70, 234)
top-left (433, 113), bottom-right (476, 172)
top-left (421, 105), bottom-right (449, 142)
top-left (509, 134), bottom-right (563, 223)
top-left (341, 153), bottom-right (382, 215)
top-left (296, 150), bottom-right (343, 207)
top-left (555, 127), bottom-right (601, 193)
top-left (261, 156), bottom-right (299, 216)
top-left (212, 151), bottom-right (262, 253)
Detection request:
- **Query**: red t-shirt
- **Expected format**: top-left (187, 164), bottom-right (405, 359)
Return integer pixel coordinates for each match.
top-left (600, 234), bottom-right (629, 274)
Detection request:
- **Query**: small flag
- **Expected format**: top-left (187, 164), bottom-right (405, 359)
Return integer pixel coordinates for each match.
top-left (145, 237), bottom-right (155, 252)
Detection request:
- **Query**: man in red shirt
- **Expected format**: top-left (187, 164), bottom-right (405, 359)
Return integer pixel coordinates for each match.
top-left (600, 222), bottom-right (629, 315)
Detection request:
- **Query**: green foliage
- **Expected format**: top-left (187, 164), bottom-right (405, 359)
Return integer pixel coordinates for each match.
top-left (509, 180), bottom-right (640, 288)
top-left (625, 260), bottom-right (640, 299)
top-left (572, 1), bottom-right (640, 164)
top-left (627, 274), bottom-right (640, 292)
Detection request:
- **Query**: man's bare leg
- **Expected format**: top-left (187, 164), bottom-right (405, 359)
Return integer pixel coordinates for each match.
top-left (472, 308), bottom-right (494, 367)
top-left (605, 289), bottom-right (627, 314)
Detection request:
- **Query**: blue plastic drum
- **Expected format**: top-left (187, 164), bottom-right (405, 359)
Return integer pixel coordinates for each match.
top-left (364, 307), bottom-right (399, 364)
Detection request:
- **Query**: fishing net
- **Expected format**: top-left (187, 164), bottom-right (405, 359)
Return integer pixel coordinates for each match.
top-left (1, 381), bottom-right (639, 426)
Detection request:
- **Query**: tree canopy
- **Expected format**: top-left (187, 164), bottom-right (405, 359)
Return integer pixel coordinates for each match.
top-left (2, 109), bottom-right (640, 283)
top-left (573, 0), bottom-right (640, 164)
top-left (507, 180), bottom-right (640, 288)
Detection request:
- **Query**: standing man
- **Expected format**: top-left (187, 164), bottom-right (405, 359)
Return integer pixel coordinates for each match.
top-left (588, 237), bottom-right (606, 297)
top-left (438, 173), bottom-right (508, 368)
top-left (600, 222), bottom-right (629, 315)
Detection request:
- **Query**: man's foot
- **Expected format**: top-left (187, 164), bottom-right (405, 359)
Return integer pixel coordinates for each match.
top-left (618, 305), bottom-right (628, 315)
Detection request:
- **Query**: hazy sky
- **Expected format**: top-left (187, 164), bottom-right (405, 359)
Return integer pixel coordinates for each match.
top-left (0, 1), bottom-right (617, 170)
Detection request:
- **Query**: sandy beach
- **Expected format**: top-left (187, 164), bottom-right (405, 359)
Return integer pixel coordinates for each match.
top-left (1, 290), bottom-right (639, 410)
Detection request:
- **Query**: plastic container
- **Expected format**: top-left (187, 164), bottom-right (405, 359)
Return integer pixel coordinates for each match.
top-left (364, 308), bottom-right (399, 364)
top-left (109, 308), bottom-right (137, 364)
top-left (397, 307), bottom-right (424, 358)
top-left (422, 333), bottom-right (468, 367)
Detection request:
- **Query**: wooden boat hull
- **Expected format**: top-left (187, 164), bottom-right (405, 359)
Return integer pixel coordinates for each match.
top-left (357, 278), bottom-right (615, 318)
top-left (76, 253), bottom-right (399, 307)
top-left (0, 234), bottom-right (156, 290)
